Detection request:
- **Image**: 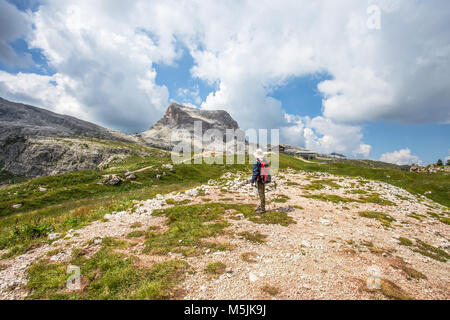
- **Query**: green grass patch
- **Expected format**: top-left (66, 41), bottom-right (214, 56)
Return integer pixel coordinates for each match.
top-left (45, 249), bottom-right (62, 257)
top-left (26, 247), bottom-right (189, 299)
top-left (303, 179), bottom-right (340, 191)
top-left (127, 230), bottom-right (144, 238)
top-left (304, 192), bottom-right (395, 206)
top-left (413, 240), bottom-right (449, 262)
top-left (398, 265), bottom-right (427, 280)
top-left (261, 284), bottom-right (279, 296)
top-left (398, 237), bottom-right (413, 246)
top-left (407, 213), bottom-right (425, 221)
top-left (238, 231), bottom-right (268, 244)
top-left (358, 211), bottom-right (396, 227)
top-left (273, 194), bottom-right (290, 203)
top-left (426, 211), bottom-right (450, 225)
top-left (144, 203), bottom-right (233, 255)
top-left (205, 261), bottom-right (226, 276)
top-left (399, 237), bottom-right (449, 262)
top-left (349, 189), bottom-right (368, 195)
top-left (379, 279), bottom-right (412, 300)
top-left (358, 193), bottom-right (396, 206)
top-left (242, 209), bottom-right (296, 226)
top-left (130, 222), bottom-right (142, 229)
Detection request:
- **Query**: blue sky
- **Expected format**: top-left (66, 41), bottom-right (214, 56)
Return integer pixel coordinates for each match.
top-left (154, 49), bottom-right (215, 106)
top-left (0, 0), bottom-right (449, 165)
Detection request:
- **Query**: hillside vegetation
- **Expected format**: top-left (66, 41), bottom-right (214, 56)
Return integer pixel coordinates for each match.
top-left (0, 152), bottom-right (448, 261)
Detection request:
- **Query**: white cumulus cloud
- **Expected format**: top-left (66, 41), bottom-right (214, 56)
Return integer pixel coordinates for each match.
top-left (380, 148), bottom-right (422, 165)
top-left (280, 114), bottom-right (372, 158)
top-left (0, 0), bottom-right (33, 66)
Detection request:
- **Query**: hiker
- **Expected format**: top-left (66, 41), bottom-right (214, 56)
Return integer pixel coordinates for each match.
top-left (251, 149), bottom-right (270, 213)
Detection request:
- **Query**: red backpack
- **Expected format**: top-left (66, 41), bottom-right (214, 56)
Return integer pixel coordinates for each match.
top-left (259, 160), bottom-right (271, 184)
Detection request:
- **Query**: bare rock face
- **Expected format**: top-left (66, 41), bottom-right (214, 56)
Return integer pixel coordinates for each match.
top-left (0, 136), bottom-right (147, 178)
top-left (0, 97), bottom-right (143, 180)
top-left (136, 102), bottom-right (240, 150)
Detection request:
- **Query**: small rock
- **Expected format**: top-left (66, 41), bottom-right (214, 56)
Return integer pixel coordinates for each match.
top-left (12, 204), bottom-right (22, 209)
top-left (48, 233), bottom-right (61, 240)
top-left (278, 206), bottom-right (295, 213)
top-left (236, 213), bottom-right (245, 218)
top-left (319, 218), bottom-right (331, 226)
top-left (109, 176), bottom-right (122, 185)
top-left (125, 172), bottom-right (136, 180)
top-left (156, 174), bottom-right (162, 180)
top-left (225, 267), bottom-right (233, 273)
top-left (39, 186), bottom-right (47, 192)
top-left (301, 240), bottom-right (312, 248)
top-left (249, 272), bottom-right (259, 282)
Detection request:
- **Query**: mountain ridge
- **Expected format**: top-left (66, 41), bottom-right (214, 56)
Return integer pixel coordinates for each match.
top-left (0, 97), bottom-right (135, 143)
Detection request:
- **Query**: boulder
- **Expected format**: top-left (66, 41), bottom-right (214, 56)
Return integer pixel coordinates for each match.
top-left (124, 171), bottom-right (136, 180)
top-left (101, 174), bottom-right (123, 185)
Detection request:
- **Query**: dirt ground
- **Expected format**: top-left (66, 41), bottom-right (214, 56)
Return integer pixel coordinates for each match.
top-left (1, 169), bottom-right (449, 300)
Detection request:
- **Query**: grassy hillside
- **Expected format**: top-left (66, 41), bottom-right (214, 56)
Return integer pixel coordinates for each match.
top-left (279, 154), bottom-right (449, 208)
top-left (0, 152), bottom-right (448, 259)
top-left (0, 152), bottom-right (250, 258)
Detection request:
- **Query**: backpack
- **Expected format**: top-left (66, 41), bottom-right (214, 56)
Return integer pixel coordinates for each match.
top-left (259, 160), bottom-right (271, 184)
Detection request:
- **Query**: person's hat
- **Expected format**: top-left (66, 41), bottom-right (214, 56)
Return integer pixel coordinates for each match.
top-left (253, 148), bottom-right (265, 160)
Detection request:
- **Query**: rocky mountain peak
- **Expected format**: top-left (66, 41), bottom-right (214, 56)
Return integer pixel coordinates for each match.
top-left (137, 102), bottom-right (240, 150)
top-left (151, 102), bottom-right (239, 131)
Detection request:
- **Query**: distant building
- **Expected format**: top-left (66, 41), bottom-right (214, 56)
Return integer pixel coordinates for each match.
top-left (330, 152), bottom-right (346, 159)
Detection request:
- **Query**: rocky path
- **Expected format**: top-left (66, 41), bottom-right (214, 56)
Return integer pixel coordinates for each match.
top-left (0, 169), bottom-right (449, 300)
